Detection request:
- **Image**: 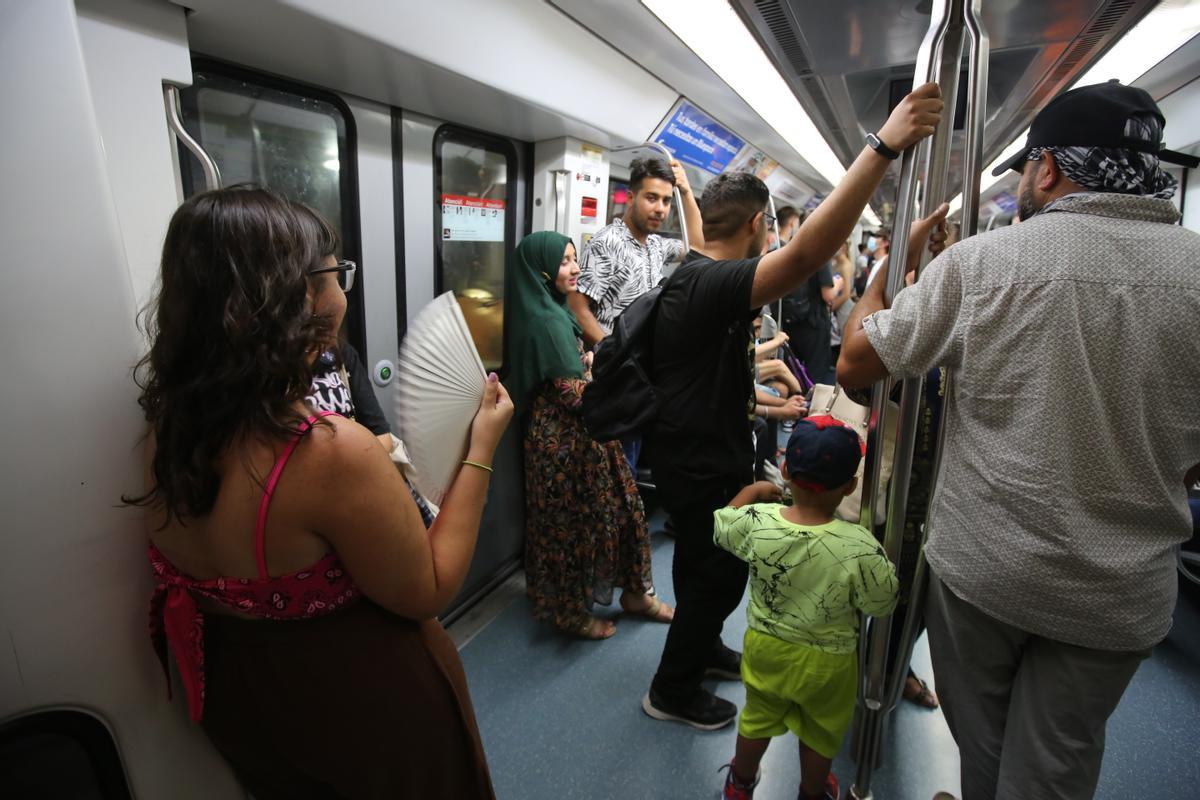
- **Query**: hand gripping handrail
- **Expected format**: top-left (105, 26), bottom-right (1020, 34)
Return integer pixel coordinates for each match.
top-left (850, 2), bottom-right (988, 798)
top-left (163, 84), bottom-right (221, 192)
top-left (609, 142), bottom-right (689, 253)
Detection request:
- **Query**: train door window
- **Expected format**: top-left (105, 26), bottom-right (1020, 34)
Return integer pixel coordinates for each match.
top-left (176, 60), bottom-right (366, 356)
top-left (434, 127), bottom-right (517, 371)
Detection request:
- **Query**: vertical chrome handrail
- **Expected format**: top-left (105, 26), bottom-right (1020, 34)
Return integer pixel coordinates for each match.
top-left (874, 8), bottom-right (968, 718)
top-left (610, 142), bottom-right (690, 253)
top-left (961, 0), bottom-right (990, 239)
top-left (768, 195), bottom-right (779, 245)
top-left (850, 0), bottom-right (973, 796)
top-left (163, 84), bottom-right (221, 191)
top-left (880, 0), bottom-right (990, 719)
top-left (769, 194), bottom-right (782, 325)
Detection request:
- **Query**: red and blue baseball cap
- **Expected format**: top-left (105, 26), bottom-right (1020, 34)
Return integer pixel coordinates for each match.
top-left (785, 416), bottom-right (865, 493)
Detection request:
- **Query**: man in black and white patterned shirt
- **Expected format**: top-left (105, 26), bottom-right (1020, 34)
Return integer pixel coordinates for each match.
top-left (570, 157), bottom-right (704, 347)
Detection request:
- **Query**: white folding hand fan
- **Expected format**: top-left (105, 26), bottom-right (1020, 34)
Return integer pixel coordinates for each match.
top-left (394, 291), bottom-right (488, 505)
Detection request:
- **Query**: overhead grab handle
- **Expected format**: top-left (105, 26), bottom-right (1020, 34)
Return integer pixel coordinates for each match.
top-left (610, 142), bottom-right (689, 253)
top-left (163, 83), bottom-right (221, 192)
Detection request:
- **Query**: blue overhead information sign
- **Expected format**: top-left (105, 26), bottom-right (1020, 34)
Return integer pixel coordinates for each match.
top-left (655, 101), bottom-right (745, 175)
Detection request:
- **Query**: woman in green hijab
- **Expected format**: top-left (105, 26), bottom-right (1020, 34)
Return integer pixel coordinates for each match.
top-left (505, 231), bottom-right (672, 639)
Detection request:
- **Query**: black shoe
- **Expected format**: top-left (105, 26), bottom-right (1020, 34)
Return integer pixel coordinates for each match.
top-left (662, 517), bottom-right (677, 538)
top-left (705, 643), bottom-right (743, 681)
top-left (641, 687), bottom-right (736, 731)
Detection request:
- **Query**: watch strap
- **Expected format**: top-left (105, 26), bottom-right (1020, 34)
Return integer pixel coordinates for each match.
top-left (867, 133), bottom-right (901, 160)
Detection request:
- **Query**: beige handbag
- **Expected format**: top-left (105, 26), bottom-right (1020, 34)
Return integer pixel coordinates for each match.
top-left (807, 383), bottom-right (897, 524)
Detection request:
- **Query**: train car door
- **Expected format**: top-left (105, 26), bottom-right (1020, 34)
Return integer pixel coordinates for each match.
top-left (397, 111), bottom-right (530, 619)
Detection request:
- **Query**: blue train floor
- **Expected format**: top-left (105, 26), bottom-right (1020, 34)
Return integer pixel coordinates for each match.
top-left (456, 521), bottom-right (1200, 800)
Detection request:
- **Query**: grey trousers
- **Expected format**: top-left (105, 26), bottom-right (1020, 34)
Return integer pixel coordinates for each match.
top-left (924, 573), bottom-right (1150, 800)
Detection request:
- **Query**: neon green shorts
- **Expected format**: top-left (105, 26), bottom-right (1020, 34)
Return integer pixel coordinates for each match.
top-left (737, 628), bottom-right (858, 758)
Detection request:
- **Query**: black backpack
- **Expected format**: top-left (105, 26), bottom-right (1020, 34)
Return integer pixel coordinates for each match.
top-left (581, 285), bottom-right (664, 442)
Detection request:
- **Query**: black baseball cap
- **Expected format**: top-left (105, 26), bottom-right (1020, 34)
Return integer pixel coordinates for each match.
top-left (992, 80), bottom-right (1199, 176)
top-left (784, 416), bottom-right (864, 493)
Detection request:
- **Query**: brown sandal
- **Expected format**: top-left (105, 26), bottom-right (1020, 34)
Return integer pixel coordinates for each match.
top-left (564, 617), bottom-right (616, 640)
top-left (620, 594), bottom-right (675, 623)
top-left (903, 675), bottom-right (940, 709)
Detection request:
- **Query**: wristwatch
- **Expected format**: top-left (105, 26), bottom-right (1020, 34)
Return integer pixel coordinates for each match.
top-left (866, 132), bottom-right (900, 160)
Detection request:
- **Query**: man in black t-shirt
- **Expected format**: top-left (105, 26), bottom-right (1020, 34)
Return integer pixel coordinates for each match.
top-left (781, 261), bottom-right (837, 383)
top-left (641, 82), bottom-right (946, 731)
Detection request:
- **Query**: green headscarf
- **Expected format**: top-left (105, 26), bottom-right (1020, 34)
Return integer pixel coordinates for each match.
top-left (503, 231), bottom-right (584, 415)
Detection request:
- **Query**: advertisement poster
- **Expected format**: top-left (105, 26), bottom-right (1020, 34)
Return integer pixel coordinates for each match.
top-left (654, 101), bottom-right (745, 175)
top-left (441, 194), bottom-right (505, 242)
top-left (727, 146), bottom-right (779, 180)
top-left (765, 168), bottom-right (815, 208)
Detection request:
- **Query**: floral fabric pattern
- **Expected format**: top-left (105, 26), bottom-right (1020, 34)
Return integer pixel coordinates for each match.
top-left (148, 546), bottom-right (359, 721)
top-left (522, 340), bottom-right (653, 630)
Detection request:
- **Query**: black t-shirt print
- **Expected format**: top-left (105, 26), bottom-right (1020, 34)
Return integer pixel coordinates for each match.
top-left (305, 343), bottom-right (392, 437)
top-left (650, 251), bottom-right (760, 500)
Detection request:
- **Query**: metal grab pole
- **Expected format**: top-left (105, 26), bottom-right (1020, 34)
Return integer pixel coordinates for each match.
top-left (164, 84), bottom-right (221, 191)
top-left (850, 2), bottom-right (989, 797)
top-left (768, 195), bottom-right (781, 324)
top-left (883, 3), bottom-right (990, 717)
top-left (768, 195), bottom-right (779, 245)
top-left (850, 1), bottom-right (954, 796)
top-left (610, 142), bottom-right (690, 253)
top-left (871, 7), bottom-right (967, 718)
top-left (961, 0), bottom-right (991, 239)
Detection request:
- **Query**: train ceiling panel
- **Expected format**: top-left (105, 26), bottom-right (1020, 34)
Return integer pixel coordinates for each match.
top-left (550, 0), bottom-right (834, 192)
top-left (735, 0), bottom-right (1157, 223)
top-left (170, 0), bottom-right (680, 147)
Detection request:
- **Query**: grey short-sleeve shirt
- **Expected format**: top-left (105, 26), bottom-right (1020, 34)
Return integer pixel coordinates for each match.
top-left (863, 192), bottom-right (1200, 651)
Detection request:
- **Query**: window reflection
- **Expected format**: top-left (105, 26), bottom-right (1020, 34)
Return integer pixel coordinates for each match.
top-left (436, 138), bottom-right (511, 370)
top-left (176, 67), bottom-right (365, 357)
top-left (181, 73), bottom-right (347, 246)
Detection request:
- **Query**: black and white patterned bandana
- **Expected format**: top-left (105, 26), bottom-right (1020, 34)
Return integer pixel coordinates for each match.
top-left (1027, 142), bottom-right (1178, 200)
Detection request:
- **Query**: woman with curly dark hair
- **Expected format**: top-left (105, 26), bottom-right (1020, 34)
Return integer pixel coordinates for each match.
top-left (126, 186), bottom-right (511, 798)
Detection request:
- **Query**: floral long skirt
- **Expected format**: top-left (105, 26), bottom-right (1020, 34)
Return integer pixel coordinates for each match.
top-left (522, 384), bottom-right (653, 631)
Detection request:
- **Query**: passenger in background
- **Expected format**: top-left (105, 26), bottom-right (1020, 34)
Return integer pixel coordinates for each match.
top-left (828, 242), bottom-right (856, 369)
top-left (865, 233), bottom-right (890, 287)
top-left (715, 417), bottom-right (898, 800)
top-left (127, 187), bottom-right (509, 798)
top-left (504, 231), bottom-right (672, 640)
top-left (839, 81), bottom-right (1200, 800)
top-left (570, 157), bottom-right (704, 470)
top-left (766, 206), bottom-right (801, 252)
top-left (571, 157), bottom-right (702, 346)
top-left (776, 205), bottom-right (801, 246)
top-left (854, 243), bottom-right (870, 296)
top-left (641, 82), bottom-right (944, 730)
top-left (780, 254), bottom-right (839, 384)
top-left (753, 316), bottom-right (803, 401)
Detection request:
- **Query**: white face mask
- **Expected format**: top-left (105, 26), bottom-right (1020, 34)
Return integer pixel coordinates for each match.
top-left (867, 236), bottom-right (878, 253)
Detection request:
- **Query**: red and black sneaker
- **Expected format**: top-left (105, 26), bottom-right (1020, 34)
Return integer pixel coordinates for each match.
top-left (798, 771), bottom-right (839, 800)
top-left (719, 761), bottom-right (760, 800)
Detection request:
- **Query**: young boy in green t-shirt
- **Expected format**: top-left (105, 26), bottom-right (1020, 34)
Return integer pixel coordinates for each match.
top-left (715, 415), bottom-right (899, 800)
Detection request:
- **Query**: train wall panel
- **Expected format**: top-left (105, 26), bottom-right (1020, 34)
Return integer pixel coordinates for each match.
top-left (0, 0), bottom-right (243, 796)
top-left (346, 95), bottom-right (402, 424)
top-left (75, 0), bottom-right (193, 318)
